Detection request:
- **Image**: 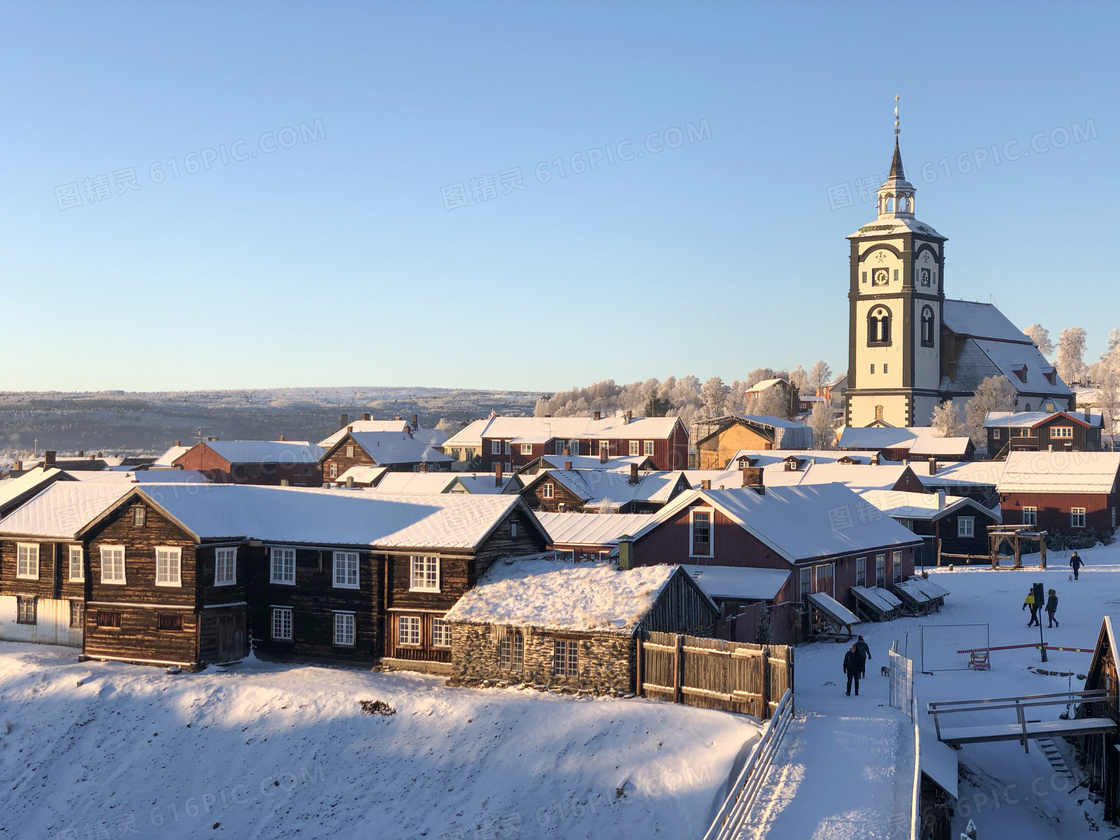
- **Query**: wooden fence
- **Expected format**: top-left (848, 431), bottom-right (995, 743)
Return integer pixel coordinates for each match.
top-left (637, 632), bottom-right (794, 719)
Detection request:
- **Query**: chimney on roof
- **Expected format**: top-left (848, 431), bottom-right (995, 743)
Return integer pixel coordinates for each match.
top-left (411, 414), bottom-right (418, 431)
top-left (701, 479), bottom-right (711, 490)
top-left (96, 451), bottom-right (103, 458)
top-left (629, 464), bottom-right (639, 485)
top-left (928, 457), bottom-right (937, 475)
top-left (44, 450), bottom-right (56, 466)
top-left (362, 413), bottom-right (371, 421)
top-left (347, 425), bottom-right (353, 433)
top-left (278, 434), bottom-right (285, 441)
top-left (175, 441), bottom-right (181, 447)
top-left (395, 416), bottom-right (403, 422)
top-left (937, 489), bottom-right (946, 511)
top-left (495, 463), bottom-right (503, 487)
top-left (870, 452), bottom-right (880, 466)
top-left (593, 411), bottom-right (601, 421)
top-left (564, 461), bottom-right (572, 470)
top-left (89, 454), bottom-right (96, 461)
top-left (340, 413), bottom-right (350, 429)
top-left (625, 409), bottom-right (632, 423)
top-left (419, 462), bottom-right (428, 473)
top-left (784, 459), bottom-right (794, 472)
top-left (741, 466), bottom-right (764, 492)
top-left (1085, 408), bottom-right (1092, 421)
top-left (13, 460), bottom-right (22, 472)
top-left (562, 447), bottom-right (569, 456)
top-left (600, 447), bottom-right (608, 464)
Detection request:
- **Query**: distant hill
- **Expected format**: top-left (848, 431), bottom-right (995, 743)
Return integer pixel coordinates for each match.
top-left (0, 386), bottom-right (546, 459)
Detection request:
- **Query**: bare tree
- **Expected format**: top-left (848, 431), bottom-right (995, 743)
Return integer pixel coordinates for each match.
top-left (809, 401), bottom-right (835, 449)
top-left (930, 400), bottom-right (965, 437)
top-left (964, 375), bottom-right (1017, 447)
top-left (1056, 327), bottom-right (1089, 385)
top-left (808, 359), bottom-right (833, 392)
top-left (1023, 323), bottom-right (1054, 357)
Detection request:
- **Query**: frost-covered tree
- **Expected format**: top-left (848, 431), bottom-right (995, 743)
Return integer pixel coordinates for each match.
top-left (726, 380), bottom-right (749, 415)
top-left (700, 376), bottom-right (728, 418)
top-left (643, 387), bottom-right (672, 417)
top-left (809, 401), bottom-right (835, 449)
top-left (788, 366), bottom-right (808, 392)
top-left (745, 368), bottom-right (776, 389)
top-left (930, 400), bottom-right (965, 437)
top-left (746, 385), bottom-right (788, 419)
top-left (1023, 323), bottom-right (1054, 357)
top-left (964, 375), bottom-right (1017, 447)
top-left (808, 359), bottom-right (833, 392)
top-left (1056, 327), bottom-right (1089, 385)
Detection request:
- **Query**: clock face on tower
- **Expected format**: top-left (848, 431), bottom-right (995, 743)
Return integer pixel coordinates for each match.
top-left (872, 268), bottom-right (889, 286)
top-left (920, 268), bottom-right (931, 286)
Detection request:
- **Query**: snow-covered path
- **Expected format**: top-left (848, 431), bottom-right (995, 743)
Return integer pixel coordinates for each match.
top-left (734, 642), bottom-right (913, 840)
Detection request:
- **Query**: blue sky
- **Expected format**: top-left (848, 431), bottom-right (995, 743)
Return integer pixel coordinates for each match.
top-left (1, 2), bottom-right (1116, 393)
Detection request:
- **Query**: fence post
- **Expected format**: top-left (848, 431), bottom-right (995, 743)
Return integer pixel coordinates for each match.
top-left (636, 634), bottom-right (643, 697)
top-left (761, 646), bottom-right (771, 720)
top-left (674, 634), bottom-right (684, 705)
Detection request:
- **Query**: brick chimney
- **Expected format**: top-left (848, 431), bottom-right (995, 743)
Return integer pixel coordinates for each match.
top-left (741, 466), bottom-right (764, 493)
top-left (13, 460), bottom-right (22, 472)
top-left (340, 413), bottom-right (350, 429)
top-left (562, 447), bottom-right (569, 456)
top-left (701, 479), bottom-right (711, 490)
top-left (411, 414), bottom-right (419, 431)
top-left (362, 413), bottom-right (371, 421)
top-left (600, 447), bottom-right (608, 464)
top-left (593, 411), bottom-right (601, 421)
top-left (564, 461), bottom-right (572, 470)
top-left (495, 463), bottom-right (503, 487)
top-left (870, 452), bottom-right (880, 466)
top-left (928, 457), bottom-right (937, 475)
top-left (419, 462), bottom-right (427, 473)
top-left (625, 409), bottom-right (633, 423)
top-left (347, 425), bottom-right (353, 433)
top-left (278, 434), bottom-right (285, 442)
top-left (44, 450), bottom-right (56, 467)
top-left (629, 464), bottom-right (639, 485)
top-left (174, 440), bottom-right (181, 447)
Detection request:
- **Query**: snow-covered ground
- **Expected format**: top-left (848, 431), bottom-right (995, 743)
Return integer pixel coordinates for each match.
top-left (0, 644), bottom-right (760, 840)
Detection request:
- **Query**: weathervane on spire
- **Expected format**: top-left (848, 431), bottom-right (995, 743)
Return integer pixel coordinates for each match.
top-left (894, 94), bottom-right (900, 136)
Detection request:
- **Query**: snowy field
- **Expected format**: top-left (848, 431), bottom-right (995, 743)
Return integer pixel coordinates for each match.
top-left (0, 644), bottom-right (760, 840)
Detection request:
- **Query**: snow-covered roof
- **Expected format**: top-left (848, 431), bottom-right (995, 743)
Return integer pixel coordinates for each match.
top-left (0, 467), bottom-right (69, 513)
top-left (745, 378), bottom-right (788, 393)
top-left (860, 490), bottom-right (997, 523)
top-left (535, 512), bottom-right (659, 547)
top-left (678, 564), bottom-right (789, 601)
top-left (153, 445), bottom-right (191, 467)
top-left (983, 410), bottom-right (1103, 429)
top-left (524, 454), bottom-right (652, 473)
top-left (996, 451), bottom-right (1120, 495)
top-left (129, 485), bottom-right (535, 550)
top-left (366, 472), bottom-right (458, 495)
top-left (526, 469), bottom-right (687, 508)
top-left (176, 440), bottom-right (325, 466)
top-left (343, 432), bottom-right (452, 466)
top-left (942, 300), bottom-right (1032, 343)
top-left (683, 462), bottom-right (915, 493)
top-left (917, 460), bottom-right (1005, 490)
top-left (333, 465), bottom-right (389, 486)
top-left (447, 473), bottom-right (517, 495)
top-left (724, 450), bottom-right (874, 468)
top-left (907, 437), bottom-right (973, 458)
top-left (848, 216), bottom-right (944, 239)
top-left (70, 469), bottom-right (211, 484)
top-left (443, 415), bottom-right (682, 448)
top-left (635, 486), bottom-right (922, 563)
top-left (444, 557), bottom-right (680, 633)
top-left (968, 339), bottom-right (1070, 398)
top-left (318, 420), bottom-right (448, 449)
top-left (0, 482), bottom-right (134, 538)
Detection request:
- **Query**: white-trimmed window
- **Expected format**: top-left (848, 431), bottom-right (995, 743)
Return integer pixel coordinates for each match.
top-left (333, 612), bottom-right (356, 647)
top-left (69, 600), bottom-right (84, 628)
top-left (345, 444), bottom-right (355, 458)
top-left (69, 546), bottom-right (84, 582)
top-left (329, 462), bottom-right (338, 479)
top-left (1071, 507), bottom-right (1087, 528)
top-left (813, 563), bottom-right (834, 595)
top-left (410, 555), bottom-right (440, 592)
top-left (100, 546), bottom-right (126, 584)
top-left (155, 547), bottom-right (182, 587)
top-left (132, 506), bottom-right (146, 527)
top-left (432, 618), bottom-right (452, 649)
top-left (215, 547), bottom-right (237, 586)
top-left (398, 615), bottom-right (421, 647)
top-left (855, 556), bottom-right (867, 587)
top-left (568, 441), bottom-right (579, 456)
top-left (629, 440), bottom-right (640, 456)
top-left (270, 548), bottom-right (296, 585)
top-left (690, 508), bottom-right (713, 557)
top-left (1022, 506), bottom-right (1038, 526)
top-left (333, 551), bottom-right (360, 589)
top-left (542, 482), bottom-right (554, 499)
top-left (892, 551), bottom-right (903, 583)
top-left (272, 607), bottom-right (293, 640)
top-left (16, 597), bottom-right (36, 625)
top-left (958, 517), bottom-right (975, 539)
top-left (499, 629), bottom-right (524, 670)
top-left (510, 521), bottom-right (519, 538)
top-left (875, 554), bottom-right (886, 588)
top-left (491, 441), bottom-right (501, 455)
top-left (503, 441), bottom-right (511, 455)
top-left (1051, 426), bottom-right (1073, 439)
top-left (644, 441), bottom-right (654, 456)
top-left (553, 639), bottom-right (578, 676)
top-left (520, 443), bottom-right (533, 455)
top-left (799, 567), bottom-right (811, 602)
top-left (16, 543), bottom-right (40, 580)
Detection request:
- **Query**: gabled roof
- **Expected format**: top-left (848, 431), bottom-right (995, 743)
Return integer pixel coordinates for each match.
top-left (443, 414), bottom-right (683, 448)
top-left (535, 511), bottom-right (660, 547)
top-left (333, 465), bottom-right (389, 486)
top-left (448, 473), bottom-right (520, 495)
top-left (0, 482), bottom-right (134, 538)
top-left (176, 440), bottom-right (325, 466)
top-left (942, 300), bottom-right (1034, 343)
top-left (917, 460), bottom-right (1005, 490)
top-left (745, 378), bottom-right (788, 393)
top-left (318, 420), bottom-right (449, 449)
top-left (678, 564), bottom-right (790, 601)
top-left (683, 462), bottom-right (917, 494)
top-left (329, 431), bottom-right (452, 467)
top-left (153, 445), bottom-right (191, 466)
top-left (860, 490), bottom-right (998, 523)
top-left (0, 467), bottom-right (72, 516)
top-left (518, 454), bottom-right (654, 474)
top-left (523, 469), bottom-right (688, 508)
top-left (445, 557), bottom-right (693, 633)
top-left (632, 486), bottom-right (922, 564)
top-left (984, 410), bottom-right (1103, 430)
top-left (997, 451), bottom-right (1120, 495)
top-left (366, 472), bottom-right (459, 495)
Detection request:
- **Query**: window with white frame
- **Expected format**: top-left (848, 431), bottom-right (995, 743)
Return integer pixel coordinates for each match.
top-left (398, 615), bottom-right (421, 647)
top-left (629, 440), bottom-right (640, 456)
top-left (957, 517), bottom-right (975, 539)
top-left (333, 612), bottom-right (355, 646)
top-left (410, 555), bottom-right (439, 592)
top-left (1022, 506), bottom-right (1038, 526)
top-left (329, 462), bottom-right (337, 479)
top-left (892, 551), bottom-right (903, 583)
top-left (542, 482), bottom-right (554, 499)
top-left (69, 546), bottom-right (84, 582)
top-left (510, 521), bottom-right (519, 538)
top-left (16, 543), bottom-right (40, 580)
top-left (690, 509), bottom-right (713, 557)
top-left (333, 551), bottom-right (360, 589)
top-left (813, 563), bottom-right (834, 595)
top-left (155, 547), bottom-right (182, 587)
top-left (1050, 426), bottom-right (1073, 439)
top-left (875, 554), bottom-right (886, 588)
top-left (17, 597), bottom-right (36, 625)
top-left (800, 567), bottom-right (811, 602)
top-left (499, 629), bottom-right (524, 669)
top-left (492, 440), bottom-right (502, 455)
top-left (1071, 507), bottom-right (1087, 528)
top-left (644, 441), bottom-right (654, 456)
top-left (272, 607), bottom-right (293, 640)
top-left (69, 600), bottom-right (84, 628)
top-left (132, 506), bottom-right (146, 527)
top-left (215, 547), bottom-right (237, 586)
top-left (855, 556), bottom-right (867, 587)
top-left (553, 639), bottom-right (578, 676)
top-left (432, 618), bottom-right (452, 649)
top-left (100, 546), bottom-right (126, 584)
top-left (568, 441), bottom-right (579, 455)
top-left (270, 548), bottom-right (296, 584)
top-left (345, 445), bottom-right (355, 458)
top-left (503, 441), bottom-right (511, 455)
top-left (520, 444), bottom-right (533, 455)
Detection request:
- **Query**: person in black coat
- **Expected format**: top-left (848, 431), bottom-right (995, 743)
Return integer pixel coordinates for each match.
top-left (1070, 552), bottom-right (1084, 580)
top-left (843, 644), bottom-right (866, 696)
top-left (854, 635), bottom-right (872, 677)
top-left (1046, 589), bottom-right (1059, 627)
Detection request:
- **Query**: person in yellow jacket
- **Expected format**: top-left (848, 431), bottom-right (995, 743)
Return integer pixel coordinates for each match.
top-left (1022, 589), bottom-right (1040, 627)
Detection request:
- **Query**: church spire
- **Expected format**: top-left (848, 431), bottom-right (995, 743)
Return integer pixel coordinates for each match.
top-left (888, 95), bottom-right (905, 179)
top-left (877, 95), bottom-right (914, 218)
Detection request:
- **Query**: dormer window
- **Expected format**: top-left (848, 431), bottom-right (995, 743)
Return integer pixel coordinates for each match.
top-left (1013, 365), bottom-right (1028, 383)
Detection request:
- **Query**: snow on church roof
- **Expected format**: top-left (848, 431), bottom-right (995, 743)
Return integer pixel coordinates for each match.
top-left (942, 300), bottom-right (1033, 343)
top-left (445, 556), bottom-right (679, 633)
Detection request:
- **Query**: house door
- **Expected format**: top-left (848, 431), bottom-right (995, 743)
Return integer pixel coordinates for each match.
top-left (216, 614), bottom-right (245, 662)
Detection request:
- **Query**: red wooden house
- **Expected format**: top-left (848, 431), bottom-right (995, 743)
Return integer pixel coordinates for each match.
top-left (173, 440), bottom-right (324, 487)
top-left (997, 451), bottom-right (1120, 535)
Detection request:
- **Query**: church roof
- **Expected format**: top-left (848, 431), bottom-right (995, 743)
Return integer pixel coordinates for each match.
top-left (888, 138), bottom-right (905, 180)
top-left (942, 338), bottom-right (1071, 399)
top-left (942, 300), bottom-right (1033, 343)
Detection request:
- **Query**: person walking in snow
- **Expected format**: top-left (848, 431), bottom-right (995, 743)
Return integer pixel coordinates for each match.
top-left (843, 644), bottom-right (865, 696)
top-left (1023, 589), bottom-right (1040, 627)
top-left (1070, 552), bottom-right (1084, 581)
top-left (854, 635), bottom-right (872, 677)
top-left (1045, 589), bottom-right (1059, 628)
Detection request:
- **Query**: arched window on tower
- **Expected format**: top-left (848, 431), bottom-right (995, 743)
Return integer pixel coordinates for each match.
top-left (885, 196), bottom-right (894, 213)
top-left (921, 306), bottom-right (936, 347)
top-left (898, 195), bottom-right (908, 212)
top-left (868, 307), bottom-right (892, 345)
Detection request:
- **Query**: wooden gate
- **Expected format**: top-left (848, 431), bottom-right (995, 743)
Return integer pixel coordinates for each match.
top-left (637, 632), bottom-right (793, 719)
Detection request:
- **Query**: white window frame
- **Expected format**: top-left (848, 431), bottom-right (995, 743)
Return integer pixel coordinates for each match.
top-left (272, 607), bottom-right (293, 641)
top-left (542, 482), bottom-right (554, 500)
top-left (875, 554), bottom-right (886, 588)
top-left (132, 507), bottom-right (146, 527)
top-left (799, 566), bottom-right (811, 602)
top-left (16, 596), bottom-right (36, 625)
top-left (409, 555), bottom-right (440, 592)
top-left (520, 443), bottom-right (533, 455)
top-left (398, 615), bottom-right (421, 647)
top-left (553, 639), bottom-right (578, 676)
top-left (629, 440), bottom-right (640, 456)
top-left (813, 563), bottom-right (834, 597)
top-left (491, 440), bottom-right (502, 455)
top-left (345, 444), bottom-right (355, 458)
top-left (16, 543), bottom-right (40, 580)
top-left (333, 612), bottom-right (356, 647)
top-left (100, 545), bottom-right (126, 585)
top-left (69, 545), bottom-right (85, 583)
top-left (892, 551), bottom-right (903, 584)
top-left (1071, 507), bottom-right (1087, 528)
top-left (214, 547), bottom-right (237, 586)
top-left (270, 547), bottom-right (296, 585)
top-left (1022, 506), bottom-right (1038, 526)
top-left (957, 517), bottom-right (975, 539)
top-left (432, 617), bottom-right (452, 649)
top-left (1050, 426), bottom-right (1073, 439)
top-left (329, 462), bottom-right (338, 479)
top-left (644, 441), bottom-right (654, 456)
top-left (568, 441), bottom-right (579, 456)
top-left (689, 508), bottom-right (714, 558)
top-left (333, 551), bottom-right (360, 589)
top-left (855, 556), bottom-right (866, 588)
top-left (155, 547), bottom-right (182, 587)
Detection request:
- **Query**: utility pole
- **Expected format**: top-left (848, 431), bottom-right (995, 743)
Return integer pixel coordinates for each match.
top-left (1034, 581), bottom-right (1047, 662)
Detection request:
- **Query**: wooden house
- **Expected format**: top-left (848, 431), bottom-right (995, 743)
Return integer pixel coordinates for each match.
top-left (173, 440), bottom-right (325, 487)
top-left (445, 558), bottom-right (718, 694)
top-left (0, 483), bottom-right (133, 647)
top-left (997, 451), bottom-right (1120, 535)
top-left (691, 415), bottom-right (813, 469)
top-left (838, 426), bottom-right (974, 462)
top-left (519, 465), bottom-right (690, 514)
top-left (319, 429), bottom-right (452, 482)
top-left (860, 489), bottom-right (1000, 565)
top-left (620, 485), bottom-right (922, 642)
top-left (0, 467), bottom-right (73, 518)
top-left (534, 511), bottom-right (660, 562)
top-left (985, 409), bottom-right (1104, 459)
top-left (1078, 614), bottom-right (1120, 823)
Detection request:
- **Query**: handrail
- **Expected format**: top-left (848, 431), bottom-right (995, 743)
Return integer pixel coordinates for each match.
top-left (702, 688), bottom-right (794, 840)
top-left (929, 689), bottom-right (1108, 708)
